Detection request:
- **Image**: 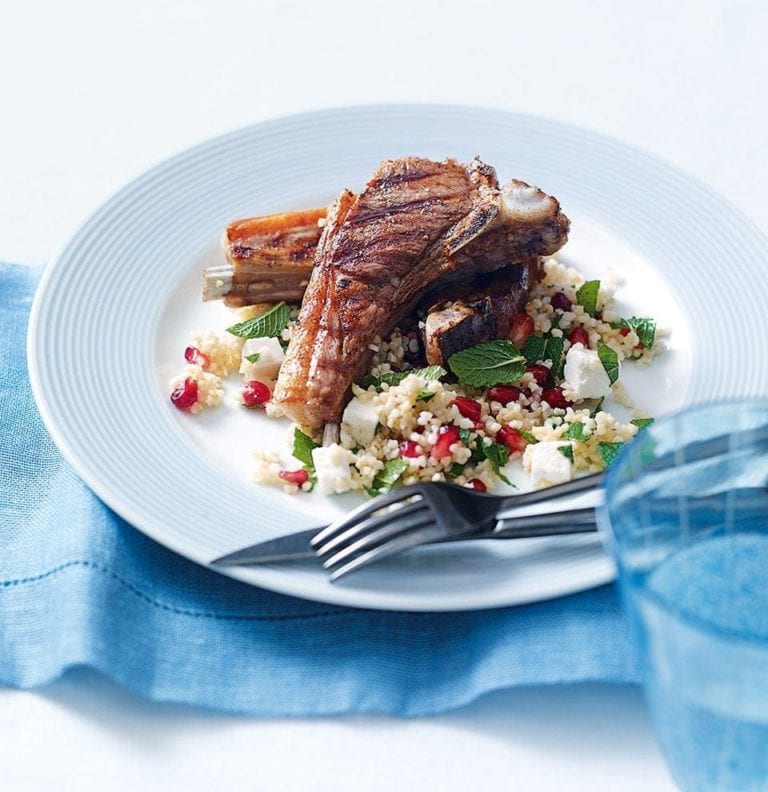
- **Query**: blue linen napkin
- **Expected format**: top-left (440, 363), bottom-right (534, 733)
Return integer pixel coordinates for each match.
top-left (0, 262), bottom-right (638, 715)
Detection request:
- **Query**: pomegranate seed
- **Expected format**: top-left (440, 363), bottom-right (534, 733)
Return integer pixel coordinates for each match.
top-left (451, 397), bottom-right (482, 423)
top-left (550, 292), bottom-right (572, 311)
top-left (619, 327), bottom-right (630, 337)
top-left (468, 478), bottom-right (487, 492)
top-left (184, 345), bottom-right (211, 369)
top-left (279, 469), bottom-right (309, 485)
top-left (487, 385), bottom-right (522, 405)
top-left (431, 425), bottom-right (460, 459)
top-left (526, 364), bottom-right (551, 387)
top-left (541, 387), bottom-right (571, 409)
top-left (568, 327), bottom-right (590, 347)
top-left (242, 380), bottom-right (271, 408)
top-left (510, 313), bottom-right (534, 347)
top-left (399, 440), bottom-right (421, 458)
top-left (170, 377), bottom-right (198, 411)
top-left (497, 426), bottom-right (528, 454)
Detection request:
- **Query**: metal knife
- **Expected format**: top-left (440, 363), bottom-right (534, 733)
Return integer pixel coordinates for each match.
top-left (210, 510), bottom-right (599, 566)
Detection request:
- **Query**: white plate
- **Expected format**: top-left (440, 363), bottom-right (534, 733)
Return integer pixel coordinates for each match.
top-left (28, 105), bottom-right (768, 611)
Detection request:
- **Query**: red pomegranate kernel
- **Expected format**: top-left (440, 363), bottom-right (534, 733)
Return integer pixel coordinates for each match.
top-left (526, 364), bottom-right (551, 387)
top-left (467, 478), bottom-right (487, 492)
top-left (550, 292), bottom-right (572, 311)
top-left (619, 327), bottom-right (630, 337)
top-left (431, 425), bottom-right (460, 459)
top-left (279, 469), bottom-right (309, 486)
top-left (497, 426), bottom-right (528, 454)
top-left (399, 440), bottom-right (421, 458)
top-left (541, 387), bottom-right (571, 409)
top-left (510, 313), bottom-right (535, 347)
top-left (568, 327), bottom-right (590, 347)
top-left (451, 397), bottom-right (482, 423)
top-left (184, 345), bottom-right (211, 369)
top-left (170, 377), bottom-right (198, 411)
top-left (487, 385), bottom-right (522, 405)
top-left (242, 380), bottom-right (271, 408)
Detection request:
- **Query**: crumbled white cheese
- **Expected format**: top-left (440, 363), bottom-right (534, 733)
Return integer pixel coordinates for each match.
top-left (312, 444), bottom-right (355, 495)
top-left (239, 337), bottom-right (285, 380)
top-left (340, 397), bottom-right (380, 447)
top-left (523, 441), bottom-right (573, 488)
top-left (563, 344), bottom-right (613, 400)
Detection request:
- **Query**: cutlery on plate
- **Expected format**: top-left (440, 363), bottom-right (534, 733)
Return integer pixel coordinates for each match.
top-left (212, 473), bottom-right (605, 578)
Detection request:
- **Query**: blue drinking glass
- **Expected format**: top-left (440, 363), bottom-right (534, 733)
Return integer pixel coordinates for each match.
top-left (600, 401), bottom-right (768, 791)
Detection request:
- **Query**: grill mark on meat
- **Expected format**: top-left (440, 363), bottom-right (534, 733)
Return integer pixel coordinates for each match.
top-left (273, 158), bottom-right (569, 430)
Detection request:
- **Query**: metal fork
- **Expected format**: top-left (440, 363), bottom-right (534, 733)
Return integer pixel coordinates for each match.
top-left (311, 472), bottom-right (604, 581)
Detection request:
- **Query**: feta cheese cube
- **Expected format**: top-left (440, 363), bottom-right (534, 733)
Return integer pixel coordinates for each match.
top-left (523, 441), bottom-right (573, 488)
top-left (311, 444), bottom-right (355, 495)
top-left (239, 337), bottom-right (285, 381)
top-left (563, 344), bottom-right (613, 400)
top-left (340, 397), bottom-right (380, 447)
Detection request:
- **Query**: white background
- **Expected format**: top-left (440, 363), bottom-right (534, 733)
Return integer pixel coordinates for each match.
top-left (1, 0), bottom-right (766, 788)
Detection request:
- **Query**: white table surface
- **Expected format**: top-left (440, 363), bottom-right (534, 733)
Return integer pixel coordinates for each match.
top-left (1, 0), bottom-right (765, 788)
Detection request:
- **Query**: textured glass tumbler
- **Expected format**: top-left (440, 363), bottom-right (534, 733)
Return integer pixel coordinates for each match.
top-left (600, 402), bottom-right (768, 791)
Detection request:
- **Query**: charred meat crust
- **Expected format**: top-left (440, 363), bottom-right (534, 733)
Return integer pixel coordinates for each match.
top-left (274, 157), bottom-right (570, 430)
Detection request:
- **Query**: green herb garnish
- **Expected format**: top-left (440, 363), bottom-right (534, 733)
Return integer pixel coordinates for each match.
top-left (368, 458), bottom-right (408, 495)
top-left (575, 280), bottom-right (600, 315)
top-left (631, 417), bottom-right (655, 430)
top-left (472, 440), bottom-right (512, 485)
top-left (245, 352), bottom-right (261, 364)
top-left (364, 365), bottom-right (446, 390)
top-left (519, 430), bottom-right (538, 444)
top-left (558, 445), bottom-right (574, 463)
top-left (448, 340), bottom-right (526, 388)
top-left (598, 441), bottom-right (624, 466)
top-left (459, 428), bottom-right (472, 447)
top-left (227, 302), bottom-right (291, 339)
top-left (445, 462), bottom-right (466, 480)
top-left (291, 428), bottom-right (320, 488)
top-left (522, 335), bottom-right (565, 376)
top-left (563, 421), bottom-right (590, 442)
top-left (616, 317), bottom-right (656, 349)
top-left (597, 341), bottom-right (620, 384)
top-left (416, 391), bottom-right (435, 402)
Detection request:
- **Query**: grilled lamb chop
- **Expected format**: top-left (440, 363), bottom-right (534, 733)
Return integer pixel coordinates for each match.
top-left (205, 208), bottom-right (325, 306)
top-left (274, 156), bottom-right (569, 431)
top-left (423, 259), bottom-right (539, 365)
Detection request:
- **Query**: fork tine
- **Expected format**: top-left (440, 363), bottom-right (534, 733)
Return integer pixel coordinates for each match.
top-left (314, 501), bottom-right (430, 558)
top-left (322, 510), bottom-right (436, 571)
top-left (310, 485), bottom-right (423, 549)
top-left (328, 524), bottom-right (446, 582)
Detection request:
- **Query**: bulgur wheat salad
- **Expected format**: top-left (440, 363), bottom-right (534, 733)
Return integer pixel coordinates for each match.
top-left (169, 258), bottom-right (665, 495)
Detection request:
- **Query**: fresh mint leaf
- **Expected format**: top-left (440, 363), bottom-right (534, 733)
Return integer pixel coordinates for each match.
top-left (245, 352), bottom-right (261, 364)
top-left (550, 313), bottom-right (562, 330)
top-left (227, 302), bottom-right (291, 339)
top-left (558, 445), bottom-right (574, 462)
top-left (519, 430), bottom-right (538, 444)
top-left (445, 462), bottom-right (466, 480)
top-left (416, 390), bottom-right (435, 402)
top-left (292, 428), bottom-right (319, 469)
top-left (459, 428), bottom-right (472, 447)
top-left (448, 340), bottom-right (526, 388)
top-left (563, 421), bottom-right (589, 442)
top-left (598, 441), bottom-right (624, 466)
top-left (575, 280), bottom-right (600, 315)
top-left (631, 417), bottom-right (655, 430)
top-left (364, 365), bottom-right (446, 390)
top-left (618, 317), bottom-right (656, 349)
top-left (292, 428), bottom-right (320, 488)
top-left (522, 335), bottom-right (565, 373)
top-left (597, 341), bottom-right (620, 384)
top-left (473, 440), bottom-right (512, 485)
top-left (369, 458), bottom-right (408, 494)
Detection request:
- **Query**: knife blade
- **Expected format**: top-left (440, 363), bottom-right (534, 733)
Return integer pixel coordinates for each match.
top-left (210, 511), bottom-right (599, 567)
